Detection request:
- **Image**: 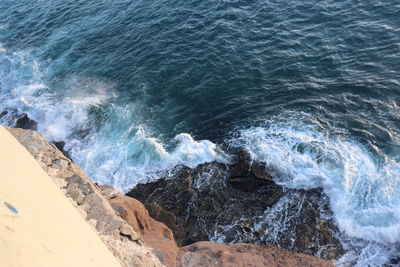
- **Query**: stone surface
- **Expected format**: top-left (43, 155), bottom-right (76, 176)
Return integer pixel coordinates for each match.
top-left (15, 113), bottom-right (38, 131)
top-left (110, 195), bottom-right (178, 267)
top-left (178, 242), bottom-right (335, 267)
top-left (127, 151), bottom-right (343, 260)
top-left (112, 194), bottom-right (335, 267)
top-left (52, 141), bottom-right (71, 159)
top-left (128, 162), bottom-right (283, 247)
top-left (229, 189), bottom-right (344, 260)
top-left (6, 127), bottom-right (163, 267)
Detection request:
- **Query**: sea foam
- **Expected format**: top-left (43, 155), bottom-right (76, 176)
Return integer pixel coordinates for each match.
top-left (229, 119), bottom-right (400, 266)
top-left (0, 47), bottom-right (228, 192)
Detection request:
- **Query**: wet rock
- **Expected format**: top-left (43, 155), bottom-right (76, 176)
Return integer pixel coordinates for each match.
top-left (229, 189), bottom-right (345, 259)
top-left (0, 110), bottom-right (8, 119)
top-left (389, 256), bottom-right (400, 265)
top-left (127, 161), bottom-right (283, 247)
top-left (127, 150), bottom-right (343, 260)
top-left (228, 149), bottom-right (273, 192)
top-left (112, 194), bottom-right (335, 267)
top-left (228, 176), bottom-right (269, 192)
top-left (52, 141), bottom-right (72, 159)
top-left (15, 113), bottom-right (38, 131)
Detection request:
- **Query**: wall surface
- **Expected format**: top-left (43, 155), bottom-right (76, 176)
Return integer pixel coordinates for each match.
top-left (0, 126), bottom-right (122, 267)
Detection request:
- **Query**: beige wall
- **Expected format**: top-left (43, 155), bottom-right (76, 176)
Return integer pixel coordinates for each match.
top-left (0, 126), bottom-right (121, 267)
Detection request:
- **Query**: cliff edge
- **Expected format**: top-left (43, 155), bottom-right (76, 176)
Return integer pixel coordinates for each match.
top-left (4, 126), bottom-right (335, 267)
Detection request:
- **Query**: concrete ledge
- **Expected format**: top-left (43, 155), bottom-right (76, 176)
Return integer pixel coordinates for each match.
top-left (0, 126), bottom-right (122, 267)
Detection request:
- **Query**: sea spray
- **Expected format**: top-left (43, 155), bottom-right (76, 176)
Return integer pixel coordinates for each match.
top-left (0, 46), bottom-right (229, 192)
top-left (228, 117), bottom-right (400, 266)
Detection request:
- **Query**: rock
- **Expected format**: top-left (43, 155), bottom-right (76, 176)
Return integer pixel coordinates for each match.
top-left (99, 185), bottom-right (120, 200)
top-left (127, 162), bottom-right (283, 247)
top-left (229, 189), bottom-right (344, 259)
top-left (110, 195), bottom-right (178, 267)
top-left (111, 194), bottom-right (335, 267)
top-left (0, 110), bottom-right (8, 119)
top-left (229, 149), bottom-right (253, 177)
top-left (389, 256), bottom-right (400, 265)
top-left (15, 113), bottom-right (38, 131)
top-left (228, 149), bottom-right (273, 192)
top-left (0, 109), bottom-right (37, 131)
top-left (178, 242), bottom-right (335, 267)
top-left (228, 176), bottom-right (269, 192)
top-left (127, 151), bottom-right (343, 260)
top-left (6, 126), bottom-right (341, 266)
top-left (52, 141), bottom-right (72, 159)
top-left (1, 109), bottom-right (72, 160)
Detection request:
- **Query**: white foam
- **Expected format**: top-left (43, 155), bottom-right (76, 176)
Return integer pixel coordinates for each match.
top-left (229, 120), bottom-right (400, 265)
top-left (68, 125), bottom-right (229, 192)
top-left (231, 123), bottom-right (400, 244)
top-left (0, 49), bottom-right (228, 193)
top-left (2, 47), bottom-right (399, 265)
top-left (172, 133), bottom-right (228, 167)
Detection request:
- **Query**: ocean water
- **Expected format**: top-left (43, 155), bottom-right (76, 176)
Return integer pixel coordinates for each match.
top-left (0, 0), bottom-right (399, 265)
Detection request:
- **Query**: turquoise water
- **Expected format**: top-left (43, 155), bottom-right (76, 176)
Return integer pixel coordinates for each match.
top-left (0, 0), bottom-right (399, 265)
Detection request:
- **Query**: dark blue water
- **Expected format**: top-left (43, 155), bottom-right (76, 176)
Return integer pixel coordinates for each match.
top-left (1, 0), bottom-right (399, 265)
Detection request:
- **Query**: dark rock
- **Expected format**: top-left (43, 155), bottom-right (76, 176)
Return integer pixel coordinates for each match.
top-left (0, 110), bottom-right (8, 119)
top-left (14, 113), bottom-right (38, 131)
top-left (52, 141), bottom-right (72, 160)
top-left (127, 150), bottom-right (344, 260)
top-left (241, 189), bottom-right (344, 259)
top-left (389, 256), bottom-right (400, 265)
top-left (127, 161), bottom-right (283, 247)
top-left (229, 149), bottom-right (253, 177)
top-left (76, 127), bottom-right (92, 139)
top-left (228, 176), bottom-right (269, 192)
top-left (227, 149), bottom-right (273, 192)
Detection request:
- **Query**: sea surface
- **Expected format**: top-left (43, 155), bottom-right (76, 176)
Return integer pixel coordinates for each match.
top-left (0, 0), bottom-right (399, 265)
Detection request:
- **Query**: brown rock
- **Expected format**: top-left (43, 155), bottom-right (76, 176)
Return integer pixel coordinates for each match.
top-left (178, 242), bottom-right (335, 267)
top-left (110, 195), bottom-right (178, 267)
top-left (111, 194), bottom-right (336, 267)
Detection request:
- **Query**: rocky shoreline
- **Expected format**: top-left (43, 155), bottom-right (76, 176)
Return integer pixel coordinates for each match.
top-left (3, 109), bottom-right (339, 266)
top-left (127, 150), bottom-right (343, 260)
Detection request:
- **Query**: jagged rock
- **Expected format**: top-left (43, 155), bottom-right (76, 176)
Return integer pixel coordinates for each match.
top-left (219, 189), bottom-right (344, 259)
top-left (127, 152), bottom-right (343, 260)
top-left (127, 162), bottom-right (283, 247)
top-left (112, 194), bottom-right (335, 267)
top-left (228, 149), bottom-right (273, 192)
top-left (15, 113), bottom-right (38, 130)
top-left (110, 195), bottom-right (178, 267)
top-left (52, 141), bottom-right (71, 159)
top-left (99, 184), bottom-right (120, 200)
top-left (5, 126), bottom-right (340, 266)
top-left (0, 109), bottom-right (38, 131)
top-left (178, 242), bottom-right (335, 267)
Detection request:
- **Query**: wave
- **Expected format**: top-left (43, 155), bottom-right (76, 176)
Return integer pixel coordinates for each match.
top-left (228, 118), bottom-right (400, 266)
top-left (1, 46), bottom-right (399, 265)
top-left (0, 46), bottom-right (229, 192)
